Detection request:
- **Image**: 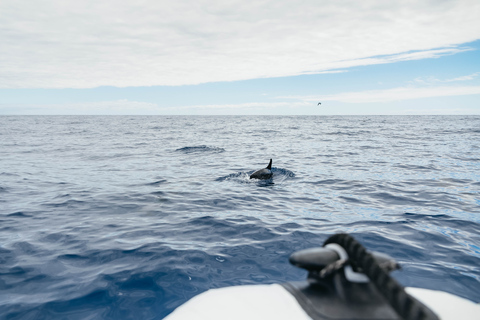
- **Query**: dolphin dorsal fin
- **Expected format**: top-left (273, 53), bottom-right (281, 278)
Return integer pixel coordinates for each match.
top-left (266, 159), bottom-right (272, 170)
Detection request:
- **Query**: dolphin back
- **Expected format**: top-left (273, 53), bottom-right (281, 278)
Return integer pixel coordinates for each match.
top-left (250, 159), bottom-right (273, 180)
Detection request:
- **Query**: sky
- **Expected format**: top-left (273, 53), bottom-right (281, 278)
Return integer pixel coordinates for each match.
top-left (1, 0), bottom-right (479, 115)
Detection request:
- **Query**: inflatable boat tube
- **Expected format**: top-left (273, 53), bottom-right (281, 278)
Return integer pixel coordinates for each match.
top-left (165, 234), bottom-right (480, 320)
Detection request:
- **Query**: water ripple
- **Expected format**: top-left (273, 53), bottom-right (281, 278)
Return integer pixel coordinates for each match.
top-left (175, 145), bottom-right (225, 154)
top-left (1, 115), bottom-right (479, 319)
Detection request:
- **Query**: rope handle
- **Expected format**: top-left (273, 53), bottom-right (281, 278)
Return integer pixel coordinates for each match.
top-left (324, 233), bottom-right (439, 320)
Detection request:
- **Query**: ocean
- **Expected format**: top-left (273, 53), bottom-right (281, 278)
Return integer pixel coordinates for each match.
top-left (1, 115), bottom-right (479, 319)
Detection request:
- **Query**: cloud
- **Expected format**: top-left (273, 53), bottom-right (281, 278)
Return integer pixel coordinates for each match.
top-left (0, 100), bottom-right (160, 115)
top-left (389, 107), bottom-right (480, 115)
top-left (1, 0), bottom-right (479, 88)
top-left (153, 101), bottom-right (312, 115)
top-left (412, 72), bottom-right (480, 85)
top-left (0, 100), bottom-right (313, 115)
top-left (172, 101), bottom-right (310, 110)
top-left (289, 85), bottom-right (480, 103)
top-left (448, 73), bottom-right (480, 82)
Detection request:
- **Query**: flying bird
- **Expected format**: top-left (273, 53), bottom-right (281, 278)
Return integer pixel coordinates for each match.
top-left (317, 102), bottom-right (322, 105)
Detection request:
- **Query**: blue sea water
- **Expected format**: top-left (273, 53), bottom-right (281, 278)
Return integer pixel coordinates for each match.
top-left (0, 115), bottom-right (479, 319)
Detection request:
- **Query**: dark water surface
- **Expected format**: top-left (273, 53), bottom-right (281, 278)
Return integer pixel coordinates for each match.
top-left (1, 115), bottom-right (479, 319)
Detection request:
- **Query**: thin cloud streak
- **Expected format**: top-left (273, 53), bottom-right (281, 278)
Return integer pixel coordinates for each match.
top-left (411, 72), bottom-right (480, 85)
top-left (1, 0), bottom-right (479, 88)
top-left (172, 101), bottom-right (311, 110)
top-left (390, 108), bottom-right (480, 115)
top-left (0, 100), bottom-right (311, 115)
top-left (0, 100), bottom-right (160, 115)
top-left (294, 85), bottom-right (480, 103)
top-left (448, 73), bottom-right (480, 82)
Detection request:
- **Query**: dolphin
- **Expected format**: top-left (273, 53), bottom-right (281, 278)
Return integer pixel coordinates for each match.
top-left (250, 159), bottom-right (273, 180)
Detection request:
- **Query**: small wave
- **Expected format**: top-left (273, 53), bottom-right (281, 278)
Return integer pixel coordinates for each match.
top-left (6, 211), bottom-right (31, 218)
top-left (258, 129), bottom-right (279, 134)
top-left (1, 172), bottom-right (19, 177)
top-left (404, 212), bottom-right (451, 219)
top-left (447, 155), bottom-right (480, 162)
top-left (151, 191), bottom-right (169, 202)
top-left (57, 253), bottom-right (90, 261)
top-left (339, 196), bottom-right (368, 204)
top-left (325, 130), bottom-right (370, 136)
top-left (309, 179), bottom-right (345, 185)
top-left (395, 164), bottom-right (440, 171)
top-left (145, 179), bottom-right (167, 186)
top-left (43, 199), bottom-right (87, 208)
top-left (175, 145), bottom-right (225, 154)
top-left (371, 192), bottom-right (428, 206)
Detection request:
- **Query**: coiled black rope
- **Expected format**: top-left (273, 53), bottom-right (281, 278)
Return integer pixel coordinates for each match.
top-left (324, 233), bottom-right (439, 320)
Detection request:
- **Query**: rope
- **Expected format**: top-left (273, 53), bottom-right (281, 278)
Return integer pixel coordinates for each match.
top-left (323, 233), bottom-right (439, 320)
